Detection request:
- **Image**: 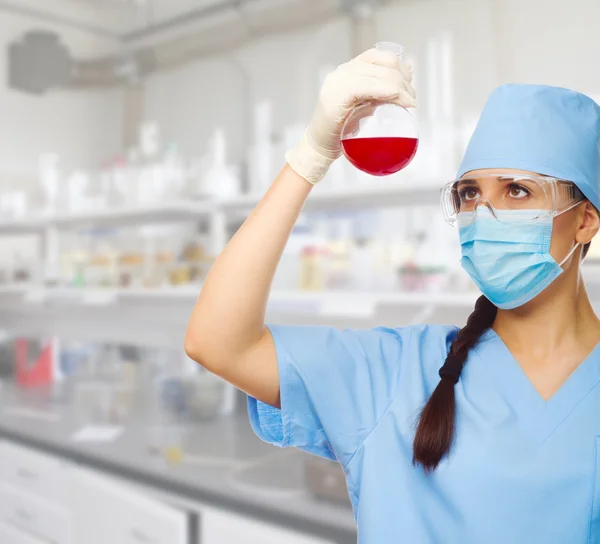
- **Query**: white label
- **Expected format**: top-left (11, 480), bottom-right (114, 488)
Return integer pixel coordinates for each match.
top-left (23, 289), bottom-right (46, 304)
top-left (4, 407), bottom-right (60, 422)
top-left (82, 290), bottom-right (118, 306)
top-left (71, 425), bottom-right (124, 443)
top-left (320, 295), bottom-right (376, 318)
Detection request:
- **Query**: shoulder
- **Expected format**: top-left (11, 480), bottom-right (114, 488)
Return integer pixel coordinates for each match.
top-left (353, 323), bottom-right (458, 343)
top-left (380, 324), bottom-right (460, 395)
top-left (266, 323), bottom-right (458, 380)
top-left (368, 323), bottom-right (459, 353)
top-left (299, 324), bottom-right (459, 363)
top-left (405, 323), bottom-right (460, 349)
top-left (352, 324), bottom-right (459, 380)
top-left (338, 324), bottom-right (459, 365)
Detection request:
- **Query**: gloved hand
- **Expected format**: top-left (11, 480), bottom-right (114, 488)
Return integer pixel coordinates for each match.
top-left (286, 48), bottom-right (417, 185)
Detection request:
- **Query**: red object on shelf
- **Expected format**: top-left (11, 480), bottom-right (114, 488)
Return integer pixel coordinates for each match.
top-left (341, 136), bottom-right (419, 176)
top-left (15, 338), bottom-right (58, 387)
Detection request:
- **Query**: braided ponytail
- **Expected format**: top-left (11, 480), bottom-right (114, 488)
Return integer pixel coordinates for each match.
top-left (413, 295), bottom-right (497, 472)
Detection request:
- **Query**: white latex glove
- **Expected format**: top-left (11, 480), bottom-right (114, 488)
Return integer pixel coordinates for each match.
top-left (286, 48), bottom-right (417, 185)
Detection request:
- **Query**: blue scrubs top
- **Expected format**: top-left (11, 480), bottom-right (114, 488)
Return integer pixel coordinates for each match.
top-left (248, 324), bottom-right (600, 543)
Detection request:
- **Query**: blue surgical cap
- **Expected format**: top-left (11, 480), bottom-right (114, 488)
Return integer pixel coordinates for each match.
top-left (457, 84), bottom-right (600, 210)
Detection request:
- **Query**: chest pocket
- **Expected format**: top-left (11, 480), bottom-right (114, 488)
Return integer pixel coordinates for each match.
top-left (590, 437), bottom-right (600, 543)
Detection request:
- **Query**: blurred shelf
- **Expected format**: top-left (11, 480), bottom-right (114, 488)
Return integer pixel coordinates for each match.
top-left (51, 201), bottom-right (212, 229)
top-left (0, 285), bottom-right (479, 345)
top-left (4, 283), bottom-right (600, 346)
top-left (0, 216), bottom-right (46, 235)
top-left (11, 285), bottom-right (478, 314)
top-left (217, 181), bottom-right (441, 216)
top-left (0, 201), bottom-right (212, 234)
top-left (20, 286), bottom-right (202, 306)
top-left (0, 183), bottom-right (442, 234)
top-left (10, 280), bottom-right (600, 316)
top-left (268, 289), bottom-right (478, 308)
top-left (0, 284), bottom-right (29, 295)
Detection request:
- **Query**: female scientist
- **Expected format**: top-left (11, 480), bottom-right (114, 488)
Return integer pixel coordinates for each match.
top-left (184, 48), bottom-right (600, 542)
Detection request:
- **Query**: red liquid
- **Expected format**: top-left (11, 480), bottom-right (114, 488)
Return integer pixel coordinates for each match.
top-left (341, 137), bottom-right (419, 176)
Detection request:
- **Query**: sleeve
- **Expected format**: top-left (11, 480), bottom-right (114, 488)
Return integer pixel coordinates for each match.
top-left (247, 324), bottom-right (412, 467)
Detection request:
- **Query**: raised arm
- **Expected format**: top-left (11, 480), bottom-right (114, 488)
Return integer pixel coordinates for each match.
top-left (184, 48), bottom-right (416, 407)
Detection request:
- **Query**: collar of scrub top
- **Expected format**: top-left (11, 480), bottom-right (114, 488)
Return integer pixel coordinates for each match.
top-left (472, 329), bottom-right (600, 443)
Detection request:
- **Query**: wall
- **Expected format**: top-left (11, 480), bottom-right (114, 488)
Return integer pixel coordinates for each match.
top-left (142, 0), bottom-right (600, 169)
top-left (376, 0), bottom-right (498, 122)
top-left (0, 10), bottom-right (123, 185)
top-left (141, 0), bottom-right (503, 166)
top-left (2, 0), bottom-right (595, 184)
top-left (142, 16), bottom-right (352, 165)
top-left (492, 0), bottom-right (600, 96)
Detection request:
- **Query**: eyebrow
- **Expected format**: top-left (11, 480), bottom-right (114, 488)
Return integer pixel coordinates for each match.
top-left (456, 178), bottom-right (478, 187)
top-left (458, 176), bottom-right (528, 186)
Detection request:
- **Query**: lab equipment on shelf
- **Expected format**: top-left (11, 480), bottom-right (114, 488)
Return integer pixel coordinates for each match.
top-left (54, 222), bottom-right (213, 290)
top-left (201, 128), bottom-right (242, 199)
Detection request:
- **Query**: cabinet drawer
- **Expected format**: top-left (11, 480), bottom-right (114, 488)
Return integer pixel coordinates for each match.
top-left (0, 522), bottom-right (47, 544)
top-left (68, 467), bottom-right (120, 544)
top-left (71, 466), bottom-right (188, 544)
top-left (200, 508), bottom-right (332, 544)
top-left (116, 488), bottom-right (188, 544)
top-left (0, 441), bottom-right (67, 503)
top-left (0, 485), bottom-right (71, 544)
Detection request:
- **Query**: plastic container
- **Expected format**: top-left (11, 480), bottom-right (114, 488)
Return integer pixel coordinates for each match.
top-left (186, 370), bottom-right (227, 421)
top-left (300, 246), bottom-right (328, 291)
top-left (72, 379), bottom-right (135, 426)
top-left (273, 225), bottom-right (312, 291)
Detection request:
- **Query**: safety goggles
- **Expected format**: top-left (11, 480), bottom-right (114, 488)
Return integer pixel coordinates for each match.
top-left (440, 172), bottom-right (586, 226)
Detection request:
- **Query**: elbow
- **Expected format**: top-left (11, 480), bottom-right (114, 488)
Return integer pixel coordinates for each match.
top-left (184, 329), bottom-right (207, 368)
top-left (184, 325), bottom-right (228, 374)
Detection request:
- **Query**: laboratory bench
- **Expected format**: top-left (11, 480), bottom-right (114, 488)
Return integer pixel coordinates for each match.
top-left (0, 384), bottom-right (356, 544)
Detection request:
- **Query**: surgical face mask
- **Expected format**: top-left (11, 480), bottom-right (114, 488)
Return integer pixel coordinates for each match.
top-left (458, 208), bottom-right (580, 309)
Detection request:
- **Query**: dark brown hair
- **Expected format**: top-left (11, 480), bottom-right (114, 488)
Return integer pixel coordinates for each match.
top-left (412, 242), bottom-right (591, 473)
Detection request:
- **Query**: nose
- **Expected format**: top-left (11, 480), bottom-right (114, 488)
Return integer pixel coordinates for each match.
top-left (474, 198), bottom-right (494, 211)
top-left (471, 198), bottom-right (499, 222)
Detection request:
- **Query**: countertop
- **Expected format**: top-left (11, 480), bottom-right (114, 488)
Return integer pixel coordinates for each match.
top-left (0, 383), bottom-right (356, 543)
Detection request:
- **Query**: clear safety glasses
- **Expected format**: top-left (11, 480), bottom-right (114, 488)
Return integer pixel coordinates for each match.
top-left (440, 172), bottom-right (586, 226)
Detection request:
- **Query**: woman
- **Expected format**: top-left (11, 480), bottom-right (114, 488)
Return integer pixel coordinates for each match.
top-left (184, 48), bottom-right (600, 542)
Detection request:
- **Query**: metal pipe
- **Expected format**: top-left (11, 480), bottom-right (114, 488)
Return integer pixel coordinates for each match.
top-left (0, 0), bottom-right (119, 40)
top-left (70, 0), bottom-right (342, 88)
top-left (4, 0), bottom-right (395, 89)
top-left (122, 0), bottom-right (260, 43)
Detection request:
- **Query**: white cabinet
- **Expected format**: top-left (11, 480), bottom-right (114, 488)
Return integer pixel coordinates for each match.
top-left (200, 508), bottom-right (332, 544)
top-left (67, 466), bottom-right (121, 544)
top-left (119, 495), bottom-right (188, 544)
top-left (0, 441), bottom-right (72, 544)
top-left (0, 440), bottom-right (335, 544)
top-left (0, 522), bottom-right (47, 544)
top-left (0, 441), bottom-right (68, 504)
top-left (70, 466), bottom-right (189, 544)
top-left (0, 484), bottom-right (71, 544)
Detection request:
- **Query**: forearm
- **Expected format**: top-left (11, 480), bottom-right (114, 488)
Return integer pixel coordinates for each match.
top-left (184, 164), bottom-right (312, 370)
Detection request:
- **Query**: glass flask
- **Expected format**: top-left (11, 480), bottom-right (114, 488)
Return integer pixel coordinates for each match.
top-left (341, 42), bottom-right (418, 176)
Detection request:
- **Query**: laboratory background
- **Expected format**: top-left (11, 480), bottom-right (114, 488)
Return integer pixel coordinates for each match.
top-left (0, 0), bottom-right (596, 542)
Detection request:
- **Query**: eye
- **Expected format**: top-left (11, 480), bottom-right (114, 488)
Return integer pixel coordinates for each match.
top-left (507, 183), bottom-right (530, 199)
top-left (458, 187), bottom-right (479, 202)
